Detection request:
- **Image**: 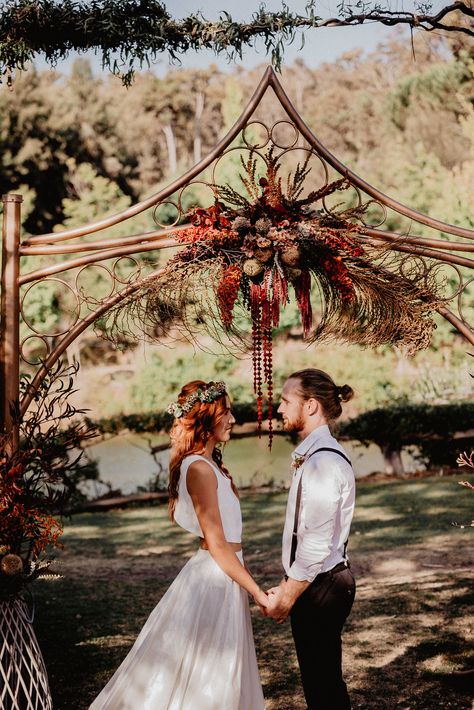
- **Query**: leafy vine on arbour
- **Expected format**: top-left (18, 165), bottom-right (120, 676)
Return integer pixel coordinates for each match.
top-left (0, 362), bottom-right (98, 600)
top-left (102, 149), bottom-right (441, 445)
top-left (1, 1), bottom-right (472, 86)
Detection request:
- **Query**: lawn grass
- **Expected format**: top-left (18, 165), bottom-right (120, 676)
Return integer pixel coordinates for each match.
top-left (32, 474), bottom-right (474, 709)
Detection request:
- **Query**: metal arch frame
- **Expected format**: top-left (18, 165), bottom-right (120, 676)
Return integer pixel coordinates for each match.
top-left (2, 66), bottom-right (474, 445)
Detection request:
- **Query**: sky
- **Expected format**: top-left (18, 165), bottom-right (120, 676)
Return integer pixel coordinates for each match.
top-left (33, 0), bottom-right (433, 77)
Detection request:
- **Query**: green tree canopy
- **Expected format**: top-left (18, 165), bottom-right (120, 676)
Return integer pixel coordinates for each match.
top-left (1, 0), bottom-right (473, 85)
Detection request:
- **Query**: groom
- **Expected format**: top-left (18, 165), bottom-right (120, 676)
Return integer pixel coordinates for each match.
top-left (265, 369), bottom-right (356, 710)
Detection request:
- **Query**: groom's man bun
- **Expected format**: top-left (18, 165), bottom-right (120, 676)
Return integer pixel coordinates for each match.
top-left (289, 368), bottom-right (354, 421)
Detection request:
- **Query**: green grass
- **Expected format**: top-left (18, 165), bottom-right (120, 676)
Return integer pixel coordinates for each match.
top-left (32, 474), bottom-right (474, 709)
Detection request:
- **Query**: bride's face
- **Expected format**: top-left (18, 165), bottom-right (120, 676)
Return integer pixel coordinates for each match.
top-left (212, 396), bottom-right (236, 443)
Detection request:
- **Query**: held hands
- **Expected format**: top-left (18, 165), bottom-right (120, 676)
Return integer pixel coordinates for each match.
top-left (254, 582), bottom-right (293, 624)
top-left (253, 578), bottom-right (302, 622)
top-left (252, 587), bottom-right (287, 620)
top-left (262, 582), bottom-right (292, 624)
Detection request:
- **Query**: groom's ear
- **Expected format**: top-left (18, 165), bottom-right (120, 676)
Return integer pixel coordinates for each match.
top-left (305, 397), bottom-right (319, 417)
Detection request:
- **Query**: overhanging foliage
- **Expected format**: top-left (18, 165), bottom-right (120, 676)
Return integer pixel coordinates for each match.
top-left (1, 0), bottom-right (473, 85)
top-left (339, 401), bottom-right (474, 446)
top-left (86, 401), bottom-right (270, 435)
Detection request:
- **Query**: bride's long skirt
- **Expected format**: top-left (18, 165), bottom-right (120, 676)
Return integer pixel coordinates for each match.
top-left (89, 549), bottom-right (265, 709)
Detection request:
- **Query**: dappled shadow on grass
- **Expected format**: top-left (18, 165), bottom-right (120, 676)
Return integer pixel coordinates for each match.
top-left (62, 504), bottom-right (198, 559)
top-left (34, 576), bottom-right (173, 710)
top-left (346, 575), bottom-right (474, 710)
top-left (350, 476), bottom-right (474, 554)
top-left (32, 475), bottom-right (474, 710)
top-left (350, 636), bottom-right (473, 710)
top-left (249, 575), bottom-right (474, 710)
top-left (61, 475), bottom-right (473, 562)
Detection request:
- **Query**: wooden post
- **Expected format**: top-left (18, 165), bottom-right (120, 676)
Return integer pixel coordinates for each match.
top-left (1, 193), bottom-right (22, 451)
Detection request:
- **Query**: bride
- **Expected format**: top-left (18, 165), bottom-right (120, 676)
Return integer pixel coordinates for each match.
top-left (90, 380), bottom-right (267, 709)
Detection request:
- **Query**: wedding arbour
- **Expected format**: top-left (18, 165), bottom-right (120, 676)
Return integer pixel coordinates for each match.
top-left (1, 65), bottom-right (474, 709)
top-left (2, 66), bottom-right (474, 444)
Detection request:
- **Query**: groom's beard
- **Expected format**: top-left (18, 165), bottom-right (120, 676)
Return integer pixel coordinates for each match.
top-left (281, 411), bottom-right (305, 434)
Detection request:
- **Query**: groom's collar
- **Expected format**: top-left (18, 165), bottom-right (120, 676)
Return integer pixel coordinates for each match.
top-left (292, 424), bottom-right (331, 460)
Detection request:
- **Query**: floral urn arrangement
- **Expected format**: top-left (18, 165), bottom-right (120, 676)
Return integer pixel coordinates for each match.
top-left (0, 364), bottom-right (97, 709)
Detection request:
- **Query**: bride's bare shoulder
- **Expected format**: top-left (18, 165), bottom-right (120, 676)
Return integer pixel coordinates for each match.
top-left (186, 458), bottom-right (218, 494)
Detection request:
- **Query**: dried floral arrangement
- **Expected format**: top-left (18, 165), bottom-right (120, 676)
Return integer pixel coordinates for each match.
top-left (0, 363), bottom-right (97, 601)
top-left (102, 149), bottom-right (441, 443)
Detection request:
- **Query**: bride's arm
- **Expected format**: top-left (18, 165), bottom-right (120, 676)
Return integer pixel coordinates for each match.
top-left (187, 460), bottom-right (268, 609)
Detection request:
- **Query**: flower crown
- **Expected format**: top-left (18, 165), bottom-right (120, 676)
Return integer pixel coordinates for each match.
top-left (167, 381), bottom-right (227, 418)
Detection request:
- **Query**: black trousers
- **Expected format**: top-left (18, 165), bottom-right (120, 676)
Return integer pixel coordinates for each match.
top-left (290, 563), bottom-right (356, 710)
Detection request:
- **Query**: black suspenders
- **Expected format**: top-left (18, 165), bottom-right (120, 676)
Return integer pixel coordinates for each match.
top-left (289, 447), bottom-right (352, 568)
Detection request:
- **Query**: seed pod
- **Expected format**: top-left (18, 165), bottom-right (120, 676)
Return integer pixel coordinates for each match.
top-left (254, 217), bottom-right (272, 234)
top-left (1, 554), bottom-right (23, 576)
top-left (254, 247), bottom-right (274, 264)
top-left (280, 245), bottom-right (301, 266)
top-left (243, 258), bottom-right (265, 277)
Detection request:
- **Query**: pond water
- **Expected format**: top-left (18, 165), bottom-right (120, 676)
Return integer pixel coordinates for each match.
top-left (83, 432), bottom-right (421, 497)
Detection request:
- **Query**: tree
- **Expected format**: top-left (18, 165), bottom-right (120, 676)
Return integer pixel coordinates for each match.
top-left (0, 1), bottom-right (473, 86)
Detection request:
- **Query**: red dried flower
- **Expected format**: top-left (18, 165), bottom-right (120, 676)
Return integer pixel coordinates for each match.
top-left (217, 265), bottom-right (242, 328)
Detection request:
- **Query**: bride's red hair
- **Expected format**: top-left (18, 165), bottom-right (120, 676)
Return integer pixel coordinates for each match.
top-left (168, 380), bottom-right (238, 521)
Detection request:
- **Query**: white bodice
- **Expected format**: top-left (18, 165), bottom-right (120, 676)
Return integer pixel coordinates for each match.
top-left (174, 454), bottom-right (242, 543)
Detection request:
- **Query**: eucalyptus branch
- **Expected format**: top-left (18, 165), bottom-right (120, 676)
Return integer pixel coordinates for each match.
top-left (0, 0), bottom-right (472, 86)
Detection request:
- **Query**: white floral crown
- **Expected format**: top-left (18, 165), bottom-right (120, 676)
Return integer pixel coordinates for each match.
top-left (167, 381), bottom-right (227, 418)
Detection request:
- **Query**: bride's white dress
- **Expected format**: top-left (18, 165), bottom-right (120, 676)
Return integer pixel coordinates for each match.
top-left (89, 454), bottom-right (265, 710)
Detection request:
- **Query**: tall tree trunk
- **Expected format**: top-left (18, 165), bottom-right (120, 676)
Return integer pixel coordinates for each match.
top-left (294, 73), bottom-right (305, 148)
top-left (162, 124), bottom-right (177, 175)
top-left (381, 444), bottom-right (405, 475)
top-left (194, 90), bottom-right (204, 164)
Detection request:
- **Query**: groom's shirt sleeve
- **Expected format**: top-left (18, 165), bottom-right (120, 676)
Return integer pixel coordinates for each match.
top-left (288, 456), bottom-right (343, 582)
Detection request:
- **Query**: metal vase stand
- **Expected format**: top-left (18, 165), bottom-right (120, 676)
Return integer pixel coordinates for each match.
top-left (0, 597), bottom-right (53, 710)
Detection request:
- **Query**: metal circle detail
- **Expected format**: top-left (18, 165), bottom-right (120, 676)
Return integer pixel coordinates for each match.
top-left (428, 263), bottom-right (463, 302)
top-left (322, 181), bottom-right (362, 213)
top-left (21, 278), bottom-right (81, 337)
top-left (242, 121), bottom-right (270, 150)
top-left (277, 146), bottom-right (329, 189)
top-left (152, 201), bottom-right (181, 229)
top-left (20, 335), bottom-right (50, 365)
top-left (113, 257), bottom-right (143, 285)
top-left (211, 146), bottom-right (268, 192)
top-left (457, 276), bottom-right (474, 325)
top-left (177, 181), bottom-right (217, 215)
top-left (361, 200), bottom-right (387, 228)
top-left (270, 120), bottom-right (299, 149)
top-left (75, 263), bottom-right (115, 304)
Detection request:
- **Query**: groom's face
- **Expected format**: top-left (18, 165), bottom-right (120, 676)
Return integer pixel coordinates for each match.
top-left (278, 378), bottom-right (305, 433)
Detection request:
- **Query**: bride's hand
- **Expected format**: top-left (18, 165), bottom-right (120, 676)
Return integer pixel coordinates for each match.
top-left (253, 588), bottom-right (269, 614)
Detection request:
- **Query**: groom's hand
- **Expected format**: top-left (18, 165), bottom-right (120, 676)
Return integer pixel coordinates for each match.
top-left (266, 577), bottom-right (311, 623)
top-left (265, 587), bottom-right (291, 624)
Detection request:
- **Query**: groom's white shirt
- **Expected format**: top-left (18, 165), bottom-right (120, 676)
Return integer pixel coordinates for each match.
top-left (282, 424), bottom-right (356, 582)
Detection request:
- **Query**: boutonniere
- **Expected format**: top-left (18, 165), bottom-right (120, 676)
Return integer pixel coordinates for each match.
top-left (291, 455), bottom-right (306, 472)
